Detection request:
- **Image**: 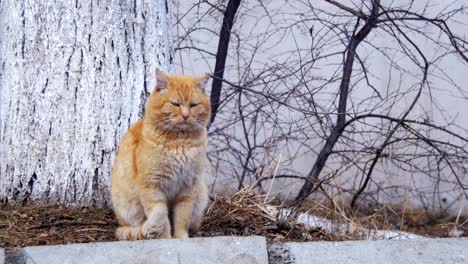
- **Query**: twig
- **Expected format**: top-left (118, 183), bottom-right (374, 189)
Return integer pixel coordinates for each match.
top-left (324, 0), bottom-right (368, 19)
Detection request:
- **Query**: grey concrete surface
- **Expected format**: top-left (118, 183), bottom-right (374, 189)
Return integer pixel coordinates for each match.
top-left (5, 236), bottom-right (468, 264)
top-left (269, 238), bottom-right (468, 264)
top-left (20, 236), bottom-right (268, 264)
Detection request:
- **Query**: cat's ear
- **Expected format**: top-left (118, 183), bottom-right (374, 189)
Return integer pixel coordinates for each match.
top-left (155, 68), bottom-right (168, 92)
top-left (197, 73), bottom-right (210, 92)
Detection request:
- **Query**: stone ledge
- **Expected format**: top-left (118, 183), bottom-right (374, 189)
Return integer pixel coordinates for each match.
top-left (3, 237), bottom-right (468, 264)
top-left (269, 238), bottom-right (468, 264)
top-left (18, 236), bottom-right (268, 264)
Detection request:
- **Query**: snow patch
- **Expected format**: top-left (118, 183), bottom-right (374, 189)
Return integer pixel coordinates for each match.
top-left (268, 206), bottom-right (424, 240)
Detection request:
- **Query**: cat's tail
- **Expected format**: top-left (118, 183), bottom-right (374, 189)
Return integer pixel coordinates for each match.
top-left (116, 226), bottom-right (143, 240)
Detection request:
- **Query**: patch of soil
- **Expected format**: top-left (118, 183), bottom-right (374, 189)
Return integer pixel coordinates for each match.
top-left (356, 206), bottom-right (468, 238)
top-left (0, 194), bottom-right (466, 249)
top-left (0, 193), bottom-right (340, 249)
top-left (0, 205), bottom-right (118, 249)
top-left (299, 201), bottom-right (468, 239)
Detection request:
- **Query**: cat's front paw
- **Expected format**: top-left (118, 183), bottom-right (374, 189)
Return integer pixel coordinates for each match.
top-left (116, 226), bottom-right (143, 241)
top-left (142, 221), bottom-right (171, 239)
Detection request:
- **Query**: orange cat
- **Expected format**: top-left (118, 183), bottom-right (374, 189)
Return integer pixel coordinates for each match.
top-left (111, 69), bottom-right (210, 240)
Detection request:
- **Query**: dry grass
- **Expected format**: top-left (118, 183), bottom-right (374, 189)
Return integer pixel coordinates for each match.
top-left (0, 188), bottom-right (466, 249)
top-left (195, 187), bottom-right (344, 242)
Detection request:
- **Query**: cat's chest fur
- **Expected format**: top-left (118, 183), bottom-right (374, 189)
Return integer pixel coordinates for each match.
top-left (149, 143), bottom-right (204, 199)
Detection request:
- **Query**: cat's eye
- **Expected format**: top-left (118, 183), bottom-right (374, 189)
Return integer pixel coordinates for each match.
top-left (189, 103), bottom-right (199, 108)
top-left (171, 102), bottom-right (180, 107)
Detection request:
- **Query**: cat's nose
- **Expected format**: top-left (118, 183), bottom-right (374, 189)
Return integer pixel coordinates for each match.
top-left (181, 107), bottom-right (190, 120)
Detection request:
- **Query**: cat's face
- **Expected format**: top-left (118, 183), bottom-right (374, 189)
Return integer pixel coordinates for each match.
top-left (146, 70), bottom-right (211, 133)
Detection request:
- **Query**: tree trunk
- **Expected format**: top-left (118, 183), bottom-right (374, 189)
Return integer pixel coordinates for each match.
top-left (0, 0), bottom-right (173, 206)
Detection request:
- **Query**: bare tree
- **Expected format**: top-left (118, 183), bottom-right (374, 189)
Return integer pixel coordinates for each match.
top-left (174, 0), bottom-right (468, 214)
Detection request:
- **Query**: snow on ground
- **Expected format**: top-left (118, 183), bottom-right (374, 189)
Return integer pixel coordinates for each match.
top-left (267, 206), bottom-right (425, 240)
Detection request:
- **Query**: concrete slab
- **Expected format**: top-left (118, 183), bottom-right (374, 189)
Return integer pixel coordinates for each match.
top-left (0, 248), bottom-right (4, 264)
top-left (269, 238), bottom-right (468, 264)
top-left (21, 236), bottom-right (268, 264)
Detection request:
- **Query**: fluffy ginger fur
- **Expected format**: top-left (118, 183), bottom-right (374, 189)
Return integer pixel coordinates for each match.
top-left (111, 69), bottom-right (210, 240)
